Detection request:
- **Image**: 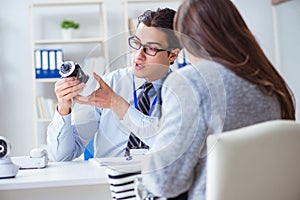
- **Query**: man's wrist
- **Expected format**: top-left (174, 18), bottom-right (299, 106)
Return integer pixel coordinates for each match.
top-left (57, 104), bottom-right (71, 116)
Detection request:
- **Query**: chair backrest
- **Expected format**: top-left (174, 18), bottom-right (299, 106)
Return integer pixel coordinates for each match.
top-left (206, 120), bottom-right (300, 200)
top-left (84, 138), bottom-right (94, 160)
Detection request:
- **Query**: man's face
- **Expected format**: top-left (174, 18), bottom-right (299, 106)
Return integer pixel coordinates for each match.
top-left (131, 23), bottom-right (172, 82)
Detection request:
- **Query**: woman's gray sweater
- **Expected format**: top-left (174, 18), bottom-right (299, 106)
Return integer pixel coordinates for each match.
top-left (142, 60), bottom-right (281, 200)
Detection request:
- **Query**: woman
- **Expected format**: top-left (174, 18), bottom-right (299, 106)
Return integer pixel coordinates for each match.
top-left (141, 0), bottom-right (295, 199)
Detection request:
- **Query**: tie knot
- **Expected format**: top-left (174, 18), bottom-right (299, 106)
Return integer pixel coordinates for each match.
top-left (143, 82), bottom-right (153, 94)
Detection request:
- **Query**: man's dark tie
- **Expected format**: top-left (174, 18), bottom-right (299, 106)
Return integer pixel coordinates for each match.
top-left (125, 82), bottom-right (153, 156)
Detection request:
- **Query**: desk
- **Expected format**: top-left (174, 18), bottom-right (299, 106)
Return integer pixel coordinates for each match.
top-left (0, 161), bottom-right (112, 200)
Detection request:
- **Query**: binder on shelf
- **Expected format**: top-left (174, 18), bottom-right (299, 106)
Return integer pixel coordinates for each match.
top-left (41, 49), bottom-right (49, 77)
top-left (34, 50), bottom-right (42, 78)
top-left (34, 49), bottom-right (63, 79)
top-left (55, 49), bottom-right (63, 73)
top-left (36, 96), bottom-right (44, 119)
top-left (36, 96), bottom-right (56, 120)
top-left (48, 50), bottom-right (56, 77)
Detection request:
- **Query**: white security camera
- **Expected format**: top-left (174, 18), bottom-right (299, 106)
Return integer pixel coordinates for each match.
top-left (0, 136), bottom-right (9, 159)
top-left (0, 136), bottom-right (19, 178)
top-left (59, 61), bottom-right (99, 96)
top-left (12, 148), bottom-right (49, 169)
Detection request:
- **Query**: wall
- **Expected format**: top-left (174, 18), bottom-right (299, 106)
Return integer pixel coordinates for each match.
top-left (0, 0), bottom-right (33, 156)
top-left (234, 0), bottom-right (276, 65)
top-left (0, 0), bottom-right (299, 156)
top-left (275, 0), bottom-right (300, 119)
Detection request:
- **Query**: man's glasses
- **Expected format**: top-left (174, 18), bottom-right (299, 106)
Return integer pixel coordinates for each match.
top-left (128, 36), bottom-right (169, 56)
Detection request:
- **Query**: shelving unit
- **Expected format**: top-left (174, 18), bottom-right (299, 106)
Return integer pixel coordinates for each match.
top-left (29, 0), bottom-right (108, 147)
top-left (122, 0), bottom-right (182, 66)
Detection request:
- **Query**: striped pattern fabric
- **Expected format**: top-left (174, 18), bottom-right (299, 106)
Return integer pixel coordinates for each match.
top-left (137, 82), bottom-right (153, 114)
top-left (125, 82), bottom-right (153, 156)
top-left (106, 164), bottom-right (141, 200)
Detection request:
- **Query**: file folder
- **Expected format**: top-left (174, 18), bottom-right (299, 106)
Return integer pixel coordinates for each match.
top-left (55, 49), bottom-right (63, 77)
top-left (49, 50), bottom-right (56, 78)
top-left (34, 50), bottom-right (42, 78)
top-left (34, 49), bottom-right (64, 78)
top-left (41, 49), bottom-right (49, 78)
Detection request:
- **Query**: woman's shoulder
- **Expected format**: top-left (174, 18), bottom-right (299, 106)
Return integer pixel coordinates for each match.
top-left (166, 60), bottom-right (223, 91)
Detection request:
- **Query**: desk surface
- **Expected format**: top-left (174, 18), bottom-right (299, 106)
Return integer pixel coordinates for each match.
top-left (0, 161), bottom-right (109, 190)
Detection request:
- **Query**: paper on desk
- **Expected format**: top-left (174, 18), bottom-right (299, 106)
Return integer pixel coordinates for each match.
top-left (89, 156), bottom-right (143, 167)
top-left (89, 156), bottom-right (144, 173)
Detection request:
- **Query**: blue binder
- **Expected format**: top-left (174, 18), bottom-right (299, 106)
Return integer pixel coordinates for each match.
top-left (34, 49), bottom-right (63, 78)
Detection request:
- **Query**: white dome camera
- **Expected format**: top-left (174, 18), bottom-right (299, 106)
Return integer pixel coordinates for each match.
top-left (0, 136), bottom-right (10, 159)
top-left (0, 136), bottom-right (19, 178)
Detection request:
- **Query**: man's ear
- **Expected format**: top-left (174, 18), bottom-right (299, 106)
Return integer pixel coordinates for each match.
top-left (169, 48), bottom-right (181, 64)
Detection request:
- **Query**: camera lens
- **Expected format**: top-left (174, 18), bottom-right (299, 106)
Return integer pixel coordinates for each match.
top-left (59, 61), bottom-right (76, 78)
top-left (0, 139), bottom-right (7, 158)
top-left (59, 61), bottom-right (97, 96)
top-left (60, 62), bottom-right (72, 74)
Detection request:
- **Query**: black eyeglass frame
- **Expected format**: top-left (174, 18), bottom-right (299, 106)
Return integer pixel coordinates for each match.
top-left (128, 36), bottom-right (170, 56)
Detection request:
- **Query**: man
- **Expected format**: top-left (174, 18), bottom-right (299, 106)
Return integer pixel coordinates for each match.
top-left (47, 8), bottom-right (181, 161)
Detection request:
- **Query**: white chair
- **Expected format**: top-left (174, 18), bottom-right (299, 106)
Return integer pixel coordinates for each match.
top-left (206, 120), bottom-right (300, 200)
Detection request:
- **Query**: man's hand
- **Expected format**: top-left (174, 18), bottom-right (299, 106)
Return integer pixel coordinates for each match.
top-left (75, 72), bottom-right (113, 108)
top-left (75, 72), bottom-right (130, 119)
top-left (55, 77), bottom-right (85, 115)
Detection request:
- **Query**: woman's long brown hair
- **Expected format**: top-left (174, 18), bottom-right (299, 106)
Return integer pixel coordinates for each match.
top-left (174, 0), bottom-right (295, 119)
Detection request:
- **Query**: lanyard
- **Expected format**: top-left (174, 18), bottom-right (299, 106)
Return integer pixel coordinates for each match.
top-left (132, 75), bottom-right (157, 116)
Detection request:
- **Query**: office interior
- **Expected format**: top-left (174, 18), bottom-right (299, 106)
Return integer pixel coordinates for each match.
top-left (0, 0), bottom-right (299, 157)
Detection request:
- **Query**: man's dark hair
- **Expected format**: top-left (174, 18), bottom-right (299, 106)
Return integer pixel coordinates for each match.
top-left (137, 8), bottom-right (181, 50)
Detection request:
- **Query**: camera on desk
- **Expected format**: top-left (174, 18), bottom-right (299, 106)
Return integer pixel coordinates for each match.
top-left (0, 136), bottom-right (10, 160)
top-left (11, 148), bottom-right (49, 169)
top-left (0, 136), bottom-right (19, 178)
top-left (59, 61), bottom-right (99, 96)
